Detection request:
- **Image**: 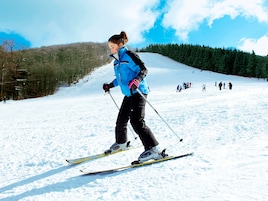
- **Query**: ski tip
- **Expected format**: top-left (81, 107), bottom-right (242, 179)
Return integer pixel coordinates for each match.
top-left (65, 159), bottom-right (82, 165)
top-left (131, 160), bottom-right (140, 165)
top-left (66, 159), bottom-right (72, 164)
top-left (104, 150), bottom-right (112, 155)
top-left (186, 152), bottom-right (194, 157)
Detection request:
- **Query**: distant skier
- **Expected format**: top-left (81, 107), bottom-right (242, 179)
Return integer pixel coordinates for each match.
top-left (176, 84), bottom-right (182, 92)
top-left (202, 84), bottom-right (206, 92)
top-left (218, 82), bottom-right (222, 90)
top-left (228, 82), bottom-right (233, 90)
top-left (103, 31), bottom-right (165, 163)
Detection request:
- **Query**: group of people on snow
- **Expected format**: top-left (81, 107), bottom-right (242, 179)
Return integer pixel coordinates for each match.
top-left (218, 81), bottom-right (233, 90)
top-left (176, 82), bottom-right (191, 92)
top-left (176, 81), bottom-right (234, 92)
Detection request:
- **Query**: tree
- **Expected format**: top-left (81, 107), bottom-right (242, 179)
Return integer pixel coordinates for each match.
top-left (139, 43), bottom-right (267, 79)
top-left (247, 51), bottom-right (257, 77)
top-left (0, 41), bottom-right (111, 100)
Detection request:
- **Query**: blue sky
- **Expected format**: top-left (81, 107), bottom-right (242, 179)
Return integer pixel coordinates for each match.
top-left (0, 0), bottom-right (268, 56)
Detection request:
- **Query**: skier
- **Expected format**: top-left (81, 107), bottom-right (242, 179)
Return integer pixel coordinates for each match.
top-left (202, 84), bottom-right (206, 92)
top-left (176, 84), bottom-right (182, 92)
top-left (228, 82), bottom-right (233, 90)
top-left (219, 82), bottom-right (223, 90)
top-left (102, 31), bottom-right (164, 162)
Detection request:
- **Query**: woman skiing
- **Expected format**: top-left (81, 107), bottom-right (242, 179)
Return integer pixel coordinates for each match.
top-left (103, 31), bottom-right (164, 162)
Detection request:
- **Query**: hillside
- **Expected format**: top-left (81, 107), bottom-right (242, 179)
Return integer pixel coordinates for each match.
top-left (0, 53), bottom-right (267, 201)
top-left (0, 41), bottom-right (110, 100)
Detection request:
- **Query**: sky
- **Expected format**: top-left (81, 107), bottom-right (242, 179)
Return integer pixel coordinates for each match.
top-left (0, 0), bottom-right (268, 56)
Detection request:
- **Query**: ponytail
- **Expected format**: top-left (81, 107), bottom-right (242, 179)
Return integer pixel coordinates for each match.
top-left (108, 31), bottom-right (128, 45)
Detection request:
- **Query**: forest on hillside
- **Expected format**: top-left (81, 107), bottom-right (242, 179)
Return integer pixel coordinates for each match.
top-left (140, 44), bottom-right (268, 80)
top-left (0, 41), bottom-right (110, 100)
top-left (1, 40), bottom-right (267, 101)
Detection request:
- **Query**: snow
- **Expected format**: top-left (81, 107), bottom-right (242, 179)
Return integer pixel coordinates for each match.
top-left (1, 53), bottom-right (267, 201)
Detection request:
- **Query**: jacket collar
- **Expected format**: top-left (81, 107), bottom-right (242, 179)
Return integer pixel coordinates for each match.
top-left (110, 46), bottom-right (128, 61)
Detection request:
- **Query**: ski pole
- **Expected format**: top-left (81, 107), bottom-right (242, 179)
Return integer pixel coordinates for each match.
top-left (136, 88), bottom-right (183, 142)
top-left (107, 91), bottom-right (138, 140)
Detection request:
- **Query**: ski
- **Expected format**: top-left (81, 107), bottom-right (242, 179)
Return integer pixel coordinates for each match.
top-left (66, 144), bottom-right (137, 165)
top-left (80, 152), bottom-right (193, 175)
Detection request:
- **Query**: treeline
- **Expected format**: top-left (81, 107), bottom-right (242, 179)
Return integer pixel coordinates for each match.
top-left (0, 41), bottom-right (111, 100)
top-left (140, 44), bottom-right (268, 79)
top-left (2, 41), bottom-right (267, 101)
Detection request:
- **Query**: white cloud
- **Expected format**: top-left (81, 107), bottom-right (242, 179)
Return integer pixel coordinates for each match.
top-left (162, 0), bottom-right (209, 41)
top-left (238, 34), bottom-right (268, 56)
top-left (208, 0), bottom-right (268, 24)
top-left (0, 0), bottom-right (159, 47)
top-left (162, 0), bottom-right (268, 42)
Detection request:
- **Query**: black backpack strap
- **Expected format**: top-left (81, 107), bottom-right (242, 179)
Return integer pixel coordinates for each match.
top-left (126, 50), bottom-right (148, 80)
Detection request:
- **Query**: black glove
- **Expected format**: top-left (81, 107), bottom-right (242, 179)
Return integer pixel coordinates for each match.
top-left (103, 82), bottom-right (114, 92)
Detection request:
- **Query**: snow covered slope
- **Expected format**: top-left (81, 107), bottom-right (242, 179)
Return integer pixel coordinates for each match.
top-left (0, 53), bottom-right (267, 201)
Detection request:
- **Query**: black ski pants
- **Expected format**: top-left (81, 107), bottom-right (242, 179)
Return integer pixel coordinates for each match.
top-left (115, 93), bottom-right (159, 150)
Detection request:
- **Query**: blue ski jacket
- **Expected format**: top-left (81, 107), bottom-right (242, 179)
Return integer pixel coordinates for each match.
top-left (110, 46), bottom-right (149, 97)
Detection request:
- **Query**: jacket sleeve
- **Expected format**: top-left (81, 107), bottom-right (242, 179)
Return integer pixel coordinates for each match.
top-left (112, 78), bottom-right (118, 87)
top-left (126, 50), bottom-right (148, 80)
